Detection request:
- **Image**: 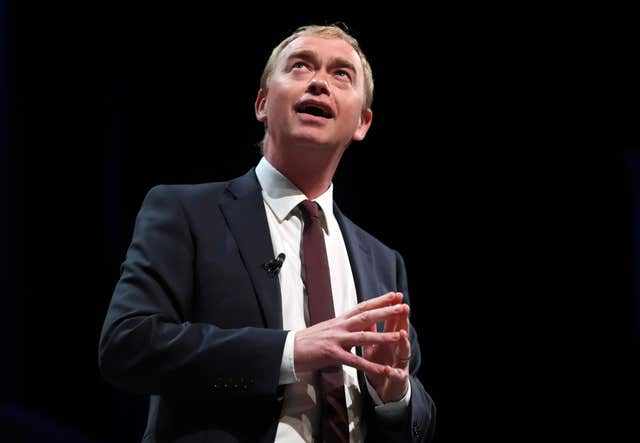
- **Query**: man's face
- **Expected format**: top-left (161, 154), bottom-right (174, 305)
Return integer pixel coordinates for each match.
top-left (256, 35), bottom-right (372, 151)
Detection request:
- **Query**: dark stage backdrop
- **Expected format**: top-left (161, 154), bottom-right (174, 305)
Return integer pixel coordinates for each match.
top-left (4, 3), bottom-right (639, 442)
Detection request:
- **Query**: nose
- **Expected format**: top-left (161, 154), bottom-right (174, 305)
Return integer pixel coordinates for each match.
top-left (307, 76), bottom-right (330, 96)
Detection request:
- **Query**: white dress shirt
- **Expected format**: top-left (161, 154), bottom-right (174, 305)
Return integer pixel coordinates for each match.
top-left (255, 157), bottom-right (410, 443)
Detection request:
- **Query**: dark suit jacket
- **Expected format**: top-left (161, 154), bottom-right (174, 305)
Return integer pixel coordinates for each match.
top-left (99, 169), bottom-right (435, 442)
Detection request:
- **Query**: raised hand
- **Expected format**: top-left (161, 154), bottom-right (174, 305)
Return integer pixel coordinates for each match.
top-left (363, 292), bottom-right (411, 403)
top-left (294, 292), bottom-right (408, 376)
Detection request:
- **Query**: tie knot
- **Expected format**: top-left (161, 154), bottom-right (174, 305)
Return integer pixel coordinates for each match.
top-left (299, 199), bottom-right (320, 221)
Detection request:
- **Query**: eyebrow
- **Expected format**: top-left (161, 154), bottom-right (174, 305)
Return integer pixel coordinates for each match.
top-left (286, 50), bottom-right (358, 75)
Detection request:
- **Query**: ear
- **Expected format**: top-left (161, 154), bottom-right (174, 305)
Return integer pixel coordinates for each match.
top-left (255, 89), bottom-right (268, 122)
top-left (352, 108), bottom-right (373, 141)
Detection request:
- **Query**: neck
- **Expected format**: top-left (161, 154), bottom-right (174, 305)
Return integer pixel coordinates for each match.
top-left (263, 138), bottom-right (345, 200)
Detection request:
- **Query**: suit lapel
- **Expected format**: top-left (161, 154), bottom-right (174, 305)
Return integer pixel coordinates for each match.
top-left (220, 169), bottom-right (283, 330)
top-left (335, 204), bottom-right (386, 403)
top-left (334, 204), bottom-right (377, 304)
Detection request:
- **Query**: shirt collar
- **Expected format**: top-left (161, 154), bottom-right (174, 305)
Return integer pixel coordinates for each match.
top-left (255, 156), bottom-right (334, 223)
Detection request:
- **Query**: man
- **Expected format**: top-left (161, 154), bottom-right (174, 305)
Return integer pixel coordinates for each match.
top-left (99, 25), bottom-right (435, 442)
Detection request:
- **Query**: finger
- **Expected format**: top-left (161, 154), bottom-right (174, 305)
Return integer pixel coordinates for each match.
top-left (395, 330), bottom-right (412, 368)
top-left (362, 322), bottom-right (377, 357)
top-left (398, 306), bottom-right (410, 333)
top-left (384, 363), bottom-right (410, 381)
top-left (342, 331), bottom-right (403, 347)
top-left (364, 322), bottom-right (377, 345)
top-left (345, 303), bottom-right (409, 331)
top-left (345, 292), bottom-right (403, 319)
top-left (384, 315), bottom-right (399, 334)
top-left (338, 349), bottom-right (392, 376)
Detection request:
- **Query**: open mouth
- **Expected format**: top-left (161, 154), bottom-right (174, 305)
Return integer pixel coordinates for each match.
top-left (295, 102), bottom-right (334, 119)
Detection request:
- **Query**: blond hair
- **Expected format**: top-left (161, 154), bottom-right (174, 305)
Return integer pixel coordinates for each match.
top-left (259, 25), bottom-right (374, 112)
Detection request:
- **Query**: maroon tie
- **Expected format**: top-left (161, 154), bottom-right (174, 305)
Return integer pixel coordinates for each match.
top-left (299, 200), bottom-right (350, 443)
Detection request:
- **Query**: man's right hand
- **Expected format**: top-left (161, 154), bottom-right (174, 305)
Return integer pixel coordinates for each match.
top-left (294, 292), bottom-right (409, 376)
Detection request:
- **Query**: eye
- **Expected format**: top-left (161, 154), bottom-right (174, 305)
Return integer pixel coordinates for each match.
top-left (335, 69), bottom-right (352, 80)
top-left (292, 61), bottom-right (308, 70)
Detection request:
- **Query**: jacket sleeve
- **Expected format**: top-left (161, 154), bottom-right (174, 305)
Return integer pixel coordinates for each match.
top-left (98, 185), bottom-right (287, 399)
top-left (368, 251), bottom-right (436, 443)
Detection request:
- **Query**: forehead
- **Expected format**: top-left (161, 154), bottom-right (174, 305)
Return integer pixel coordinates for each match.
top-left (279, 35), bottom-right (363, 71)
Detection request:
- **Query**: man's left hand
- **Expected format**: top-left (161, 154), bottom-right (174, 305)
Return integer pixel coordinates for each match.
top-left (363, 292), bottom-right (412, 403)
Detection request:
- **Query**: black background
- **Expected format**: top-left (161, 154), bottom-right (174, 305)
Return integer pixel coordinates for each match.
top-left (3, 3), bottom-right (639, 442)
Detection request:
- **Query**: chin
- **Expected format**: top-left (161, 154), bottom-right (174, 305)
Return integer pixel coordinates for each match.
top-left (293, 138), bottom-right (337, 151)
top-left (289, 131), bottom-right (334, 149)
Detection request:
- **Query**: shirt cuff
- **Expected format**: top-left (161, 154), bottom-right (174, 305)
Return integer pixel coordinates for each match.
top-left (278, 330), bottom-right (299, 385)
top-left (366, 376), bottom-right (412, 421)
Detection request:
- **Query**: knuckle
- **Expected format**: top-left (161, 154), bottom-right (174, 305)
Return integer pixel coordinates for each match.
top-left (321, 342), bottom-right (333, 359)
top-left (341, 353), bottom-right (355, 368)
top-left (352, 302), bottom-right (366, 315)
top-left (344, 352), bottom-right (356, 364)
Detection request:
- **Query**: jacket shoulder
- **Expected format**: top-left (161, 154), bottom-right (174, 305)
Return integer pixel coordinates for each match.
top-left (144, 168), bottom-right (258, 205)
top-left (336, 208), bottom-right (400, 258)
top-left (145, 181), bottom-right (229, 202)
